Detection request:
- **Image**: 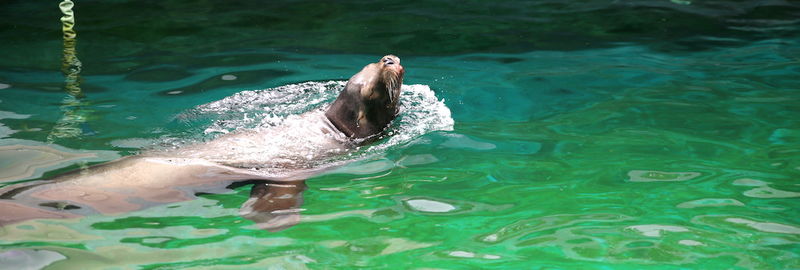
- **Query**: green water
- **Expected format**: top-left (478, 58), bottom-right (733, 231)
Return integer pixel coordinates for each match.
top-left (1, 0), bottom-right (799, 269)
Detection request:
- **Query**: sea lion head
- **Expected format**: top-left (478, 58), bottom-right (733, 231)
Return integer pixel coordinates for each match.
top-left (325, 55), bottom-right (405, 142)
top-left (378, 54), bottom-right (404, 108)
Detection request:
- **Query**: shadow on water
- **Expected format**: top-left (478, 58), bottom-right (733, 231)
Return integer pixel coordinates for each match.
top-left (231, 180), bottom-right (307, 232)
top-left (47, 0), bottom-right (93, 143)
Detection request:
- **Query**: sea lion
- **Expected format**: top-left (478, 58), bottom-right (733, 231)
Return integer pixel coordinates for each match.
top-left (327, 54), bottom-right (404, 141)
top-left (0, 55), bottom-right (405, 228)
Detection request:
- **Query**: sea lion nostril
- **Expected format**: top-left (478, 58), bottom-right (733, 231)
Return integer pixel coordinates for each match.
top-left (383, 58), bottom-right (394, 65)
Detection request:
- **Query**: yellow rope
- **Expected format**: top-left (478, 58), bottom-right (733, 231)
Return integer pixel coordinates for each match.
top-left (49, 0), bottom-right (89, 142)
top-left (59, 0), bottom-right (77, 39)
top-left (59, 0), bottom-right (81, 97)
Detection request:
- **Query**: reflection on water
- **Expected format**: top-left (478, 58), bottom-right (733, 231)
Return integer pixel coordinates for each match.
top-left (239, 180), bottom-right (307, 232)
top-left (0, 82), bottom-right (453, 229)
top-left (0, 249), bottom-right (66, 270)
top-left (734, 178), bottom-right (800, 199)
top-left (0, 139), bottom-right (119, 183)
top-left (48, 0), bottom-right (92, 143)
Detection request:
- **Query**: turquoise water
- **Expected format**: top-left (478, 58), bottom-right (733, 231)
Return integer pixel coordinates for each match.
top-left (1, 0), bottom-right (800, 269)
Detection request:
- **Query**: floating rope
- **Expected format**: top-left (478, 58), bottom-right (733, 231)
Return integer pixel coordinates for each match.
top-left (49, 0), bottom-right (90, 142)
top-left (60, 0), bottom-right (77, 40)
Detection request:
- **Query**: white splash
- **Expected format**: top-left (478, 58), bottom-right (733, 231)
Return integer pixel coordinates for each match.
top-left (157, 81), bottom-right (454, 178)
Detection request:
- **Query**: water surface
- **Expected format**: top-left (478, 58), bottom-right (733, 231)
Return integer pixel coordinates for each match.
top-left (0, 0), bottom-right (799, 269)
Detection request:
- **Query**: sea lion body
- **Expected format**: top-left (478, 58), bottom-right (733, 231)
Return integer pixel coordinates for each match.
top-left (169, 109), bottom-right (352, 175)
top-left (1, 157), bottom-right (271, 220)
top-left (0, 55), bottom-right (405, 226)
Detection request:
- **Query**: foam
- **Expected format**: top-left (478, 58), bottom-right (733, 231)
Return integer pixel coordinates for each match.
top-left (159, 81), bottom-right (453, 177)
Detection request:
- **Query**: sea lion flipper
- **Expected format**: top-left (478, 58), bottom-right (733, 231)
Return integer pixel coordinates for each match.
top-left (239, 180), bottom-right (306, 232)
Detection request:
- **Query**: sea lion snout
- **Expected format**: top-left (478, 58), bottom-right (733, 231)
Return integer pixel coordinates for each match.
top-left (382, 55), bottom-right (397, 65)
top-left (381, 55), bottom-right (402, 70)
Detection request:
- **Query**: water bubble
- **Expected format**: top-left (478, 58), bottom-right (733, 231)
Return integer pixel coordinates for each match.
top-left (627, 170), bottom-right (700, 182)
top-left (678, 240), bottom-right (704, 246)
top-left (448, 250), bottom-right (501, 260)
top-left (483, 234), bottom-right (499, 242)
top-left (405, 199), bottom-right (456, 213)
top-left (726, 218), bottom-right (800, 234)
top-left (448, 251), bottom-right (475, 258)
top-left (732, 178), bottom-right (768, 187)
top-left (677, 198), bottom-right (744, 208)
top-left (743, 186), bottom-right (800, 198)
top-left (627, 224), bottom-right (689, 237)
